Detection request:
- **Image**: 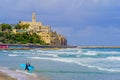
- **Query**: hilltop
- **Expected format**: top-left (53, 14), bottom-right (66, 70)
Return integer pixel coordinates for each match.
top-left (0, 12), bottom-right (67, 47)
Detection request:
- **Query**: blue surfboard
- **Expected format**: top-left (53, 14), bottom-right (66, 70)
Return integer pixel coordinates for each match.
top-left (20, 64), bottom-right (34, 72)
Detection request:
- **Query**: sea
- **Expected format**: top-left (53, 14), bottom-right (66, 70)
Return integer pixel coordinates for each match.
top-left (0, 48), bottom-right (120, 80)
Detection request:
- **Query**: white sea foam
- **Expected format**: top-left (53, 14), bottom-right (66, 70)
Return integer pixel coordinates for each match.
top-left (95, 67), bottom-right (120, 72)
top-left (80, 50), bottom-right (120, 56)
top-left (36, 50), bottom-right (80, 56)
top-left (28, 57), bottom-right (76, 63)
top-left (19, 52), bottom-right (31, 54)
top-left (100, 51), bottom-right (120, 54)
top-left (2, 50), bottom-right (8, 52)
top-left (16, 70), bottom-right (36, 76)
top-left (82, 51), bottom-right (98, 56)
top-left (8, 54), bottom-right (18, 56)
top-left (39, 54), bottom-right (58, 57)
top-left (13, 51), bottom-right (19, 53)
top-left (78, 50), bottom-right (82, 53)
top-left (42, 48), bottom-right (120, 56)
top-left (77, 62), bottom-right (120, 72)
top-left (81, 50), bottom-right (120, 55)
top-left (26, 48), bottom-right (120, 73)
top-left (36, 50), bottom-right (44, 53)
top-left (28, 56), bottom-right (120, 73)
top-left (107, 57), bottom-right (120, 61)
top-left (0, 68), bottom-right (37, 80)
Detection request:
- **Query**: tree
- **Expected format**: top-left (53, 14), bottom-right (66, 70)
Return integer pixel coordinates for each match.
top-left (14, 24), bottom-right (30, 30)
top-left (1, 24), bottom-right (12, 32)
top-left (22, 24), bottom-right (30, 30)
top-left (14, 24), bottom-right (22, 29)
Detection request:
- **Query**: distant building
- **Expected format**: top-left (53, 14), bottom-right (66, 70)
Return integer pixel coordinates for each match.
top-left (13, 12), bottom-right (67, 46)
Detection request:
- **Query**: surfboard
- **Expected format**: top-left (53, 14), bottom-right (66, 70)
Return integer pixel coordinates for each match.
top-left (20, 64), bottom-right (34, 72)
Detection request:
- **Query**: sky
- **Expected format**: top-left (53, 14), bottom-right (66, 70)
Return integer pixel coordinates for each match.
top-left (0, 0), bottom-right (120, 46)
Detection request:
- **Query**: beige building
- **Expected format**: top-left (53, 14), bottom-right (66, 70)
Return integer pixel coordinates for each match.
top-left (17, 12), bottom-right (67, 46)
top-left (19, 12), bottom-right (50, 32)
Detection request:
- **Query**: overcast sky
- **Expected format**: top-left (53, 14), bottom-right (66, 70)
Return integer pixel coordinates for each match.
top-left (0, 0), bottom-right (120, 46)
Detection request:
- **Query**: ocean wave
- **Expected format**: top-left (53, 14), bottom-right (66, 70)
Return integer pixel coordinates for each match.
top-left (36, 50), bottom-right (81, 56)
top-left (39, 54), bottom-right (58, 57)
top-left (78, 50), bottom-right (82, 53)
top-left (0, 68), bottom-right (37, 80)
top-left (79, 51), bottom-right (120, 58)
top-left (107, 57), bottom-right (120, 61)
top-left (82, 51), bottom-right (98, 56)
top-left (1, 50), bottom-right (8, 52)
top-left (28, 57), bottom-right (120, 73)
top-left (81, 51), bottom-right (120, 55)
top-left (8, 48), bottom-right (120, 55)
top-left (82, 50), bottom-right (120, 55)
top-left (36, 50), bottom-right (44, 53)
top-left (16, 70), bottom-right (36, 76)
top-left (95, 67), bottom-right (120, 72)
top-left (34, 49), bottom-right (102, 56)
top-left (8, 54), bottom-right (19, 57)
top-left (74, 61), bottom-right (120, 72)
top-left (12, 51), bottom-right (31, 54)
top-left (100, 51), bottom-right (120, 54)
top-left (12, 51), bottom-right (20, 53)
top-left (78, 62), bottom-right (120, 72)
top-left (28, 57), bottom-right (76, 63)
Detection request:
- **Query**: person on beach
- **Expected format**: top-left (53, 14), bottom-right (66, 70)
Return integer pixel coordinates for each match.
top-left (25, 61), bottom-right (31, 71)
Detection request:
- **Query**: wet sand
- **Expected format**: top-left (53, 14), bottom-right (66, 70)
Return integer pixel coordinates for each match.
top-left (0, 71), bottom-right (17, 80)
top-left (0, 70), bottom-right (49, 80)
top-left (0, 69), bottom-right (37, 80)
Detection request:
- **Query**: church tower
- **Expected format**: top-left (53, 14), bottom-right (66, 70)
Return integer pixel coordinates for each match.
top-left (32, 12), bottom-right (36, 22)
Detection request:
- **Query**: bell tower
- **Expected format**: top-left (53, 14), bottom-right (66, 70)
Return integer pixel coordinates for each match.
top-left (32, 12), bottom-right (36, 22)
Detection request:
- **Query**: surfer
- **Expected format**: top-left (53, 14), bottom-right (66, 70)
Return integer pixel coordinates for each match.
top-left (20, 61), bottom-right (34, 72)
top-left (25, 61), bottom-right (31, 71)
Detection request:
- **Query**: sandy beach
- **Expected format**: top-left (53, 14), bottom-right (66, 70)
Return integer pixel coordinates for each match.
top-left (0, 69), bottom-right (38, 80)
top-left (0, 69), bottom-right (49, 80)
top-left (0, 71), bottom-right (17, 80)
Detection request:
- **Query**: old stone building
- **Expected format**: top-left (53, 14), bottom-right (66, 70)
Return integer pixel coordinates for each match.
top-left (15, 12), bottom-right (67, 46)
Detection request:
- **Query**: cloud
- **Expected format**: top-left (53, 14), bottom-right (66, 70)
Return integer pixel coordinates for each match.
top-left (74, 26), bottom-right (120, 46)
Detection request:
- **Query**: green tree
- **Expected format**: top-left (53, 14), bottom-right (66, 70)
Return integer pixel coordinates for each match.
top-left (1, 24), bottom-right (12, 32)
top-left (0, 30), bottom-right (46, 45)
top-left (14, 24), bottom-right (21, 29)
top-left (22, 24), bottom-right (30, 30)
top-left (14, 24), bottom-right (30, 30)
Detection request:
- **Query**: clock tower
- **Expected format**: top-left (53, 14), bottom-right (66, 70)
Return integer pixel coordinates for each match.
top-left (32, 12), bottom-right (36, 22)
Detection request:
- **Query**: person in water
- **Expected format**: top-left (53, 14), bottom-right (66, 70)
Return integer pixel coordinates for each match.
top-left (25, 61), bottom-right (31, 71)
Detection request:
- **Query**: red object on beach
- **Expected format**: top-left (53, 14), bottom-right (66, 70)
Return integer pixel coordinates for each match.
top-left (0, 45), bottom-right (8, 48)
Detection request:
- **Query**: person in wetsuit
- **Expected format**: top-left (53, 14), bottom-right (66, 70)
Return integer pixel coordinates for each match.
top-left (25, 61), bottom-right (30, 71)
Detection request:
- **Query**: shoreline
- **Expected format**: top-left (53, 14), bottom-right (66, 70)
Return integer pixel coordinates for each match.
top-left (0, 71), bottom-right (17, 80)
top-left (77, 46), bottom-right (120, 49)
top-left (6, 44), bottom-right (120, 48)
top-left (1, 44), bottom-right (120, 50)
top-left (0, 69), bottom-right (38, 80)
